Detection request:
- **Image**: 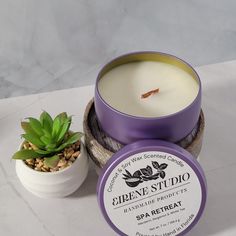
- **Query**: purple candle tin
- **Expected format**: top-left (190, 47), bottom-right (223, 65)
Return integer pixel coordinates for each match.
top-left (97, 140), bottom-right (207, 236)
top-left (95, 52), bottom-right (202, 144)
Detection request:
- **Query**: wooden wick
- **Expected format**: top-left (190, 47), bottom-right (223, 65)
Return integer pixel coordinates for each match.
top-left (141, 88), bottom-right (160, 99)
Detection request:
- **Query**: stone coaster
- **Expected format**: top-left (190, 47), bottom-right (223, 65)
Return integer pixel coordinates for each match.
top-left (83, 99), bottom-right (205, 169)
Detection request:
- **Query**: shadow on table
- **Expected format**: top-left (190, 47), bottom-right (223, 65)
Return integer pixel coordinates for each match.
top-left (188, 165), bottom-right (236, 236)
top-left (189, 82), bottom-right (236, 235)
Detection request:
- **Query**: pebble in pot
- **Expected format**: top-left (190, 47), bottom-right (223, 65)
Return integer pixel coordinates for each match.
top-left (12, 111), bottom-right (89, 198)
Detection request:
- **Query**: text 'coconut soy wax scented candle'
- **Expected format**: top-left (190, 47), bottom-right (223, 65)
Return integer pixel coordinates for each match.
top-left (90, 52), bottom-right (207, 236)
top-left (95, 52), bottom-right (201, 144)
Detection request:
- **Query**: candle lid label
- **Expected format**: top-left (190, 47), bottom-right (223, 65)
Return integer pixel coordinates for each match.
top-left (98, 148), bottom-right (206, 236)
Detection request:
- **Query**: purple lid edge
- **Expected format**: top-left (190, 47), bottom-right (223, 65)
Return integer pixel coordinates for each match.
top-left (97, 139), bottom-right (207, 236)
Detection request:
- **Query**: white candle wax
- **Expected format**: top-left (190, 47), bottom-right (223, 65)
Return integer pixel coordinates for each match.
top-left (98, 61), bottom-right (199, 118)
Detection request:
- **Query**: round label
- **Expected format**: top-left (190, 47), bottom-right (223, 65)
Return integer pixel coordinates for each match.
top-left (102, 151), bottom-right (204, 236)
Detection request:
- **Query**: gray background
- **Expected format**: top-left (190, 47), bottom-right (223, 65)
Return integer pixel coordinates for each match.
top-left (0, 0), bottom-right (236, 99)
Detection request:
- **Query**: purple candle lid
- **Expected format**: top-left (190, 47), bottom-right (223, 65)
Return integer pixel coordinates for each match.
top-left (97, 140), bottom-right (207, 236)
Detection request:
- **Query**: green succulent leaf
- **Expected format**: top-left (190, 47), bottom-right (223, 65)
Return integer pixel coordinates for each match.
top-left (56, 112), bottom-right (68, 122)
top-left (44, 155), bottom-right (60, 168)
top-left (22, 134), bottom-right (45, 148)
top-left (34, 149), bottom-right (54, 155)
top-left (40, 111), bottom-right (53, 133)
top-left (52, 116), bottom-right (61, 138)
top-left (56, 117), bottom-right (71, 143)
top-left (21, 122), bottom-right (38, 136)
top-left (66, 132), bottom-right (83, 144)
top-left (55, 143), bottom-right (68, 152)
top-left (46, 143), bottom-right (57, 151)
top-left (42, 129), bottom-right (52, 139)
top-left (27, 117), bottom-right (44, 136)
top-left (12, 149), bottom-right (43, 160)
top-left (40, 135), bottom-right (52, 145)
top-left (56, 132), bottom-right (83, 152)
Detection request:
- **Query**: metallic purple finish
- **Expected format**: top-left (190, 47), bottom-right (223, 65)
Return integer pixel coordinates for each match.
top-left (97, 139), bottom-right (207, 236)
top-left (95, 52), bottom-right (202, 144)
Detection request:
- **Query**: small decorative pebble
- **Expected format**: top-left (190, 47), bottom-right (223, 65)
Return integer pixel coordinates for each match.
top-left (24, 141), bottom-right (81, 172)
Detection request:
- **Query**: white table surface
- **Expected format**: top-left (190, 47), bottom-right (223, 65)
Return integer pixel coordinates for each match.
top-left (0, 60), bottom-right (236, 236)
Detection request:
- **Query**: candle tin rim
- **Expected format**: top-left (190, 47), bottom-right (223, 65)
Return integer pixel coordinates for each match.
top-left (95, 51), bottom-right (202, 120)
top-left (97, 139), bottom-right (207, 236)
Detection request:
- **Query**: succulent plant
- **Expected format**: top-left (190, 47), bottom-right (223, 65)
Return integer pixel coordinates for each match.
top-left (12, 111), bottom-right (83, 168)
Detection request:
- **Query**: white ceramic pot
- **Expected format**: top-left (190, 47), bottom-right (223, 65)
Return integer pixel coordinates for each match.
top-left (15, 142), bottom-right (89, 198)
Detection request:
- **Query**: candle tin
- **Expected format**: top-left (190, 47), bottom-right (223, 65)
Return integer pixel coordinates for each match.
top-left (97, 139), bottom-right (207, 236)
top-left (83, 99), bottom-right (205, 169)
top-left (95, 52), bottom-right (202, 144)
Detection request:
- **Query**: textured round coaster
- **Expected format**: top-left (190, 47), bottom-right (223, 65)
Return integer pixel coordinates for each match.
top-left (83, 99), bottom-right (205, 169)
